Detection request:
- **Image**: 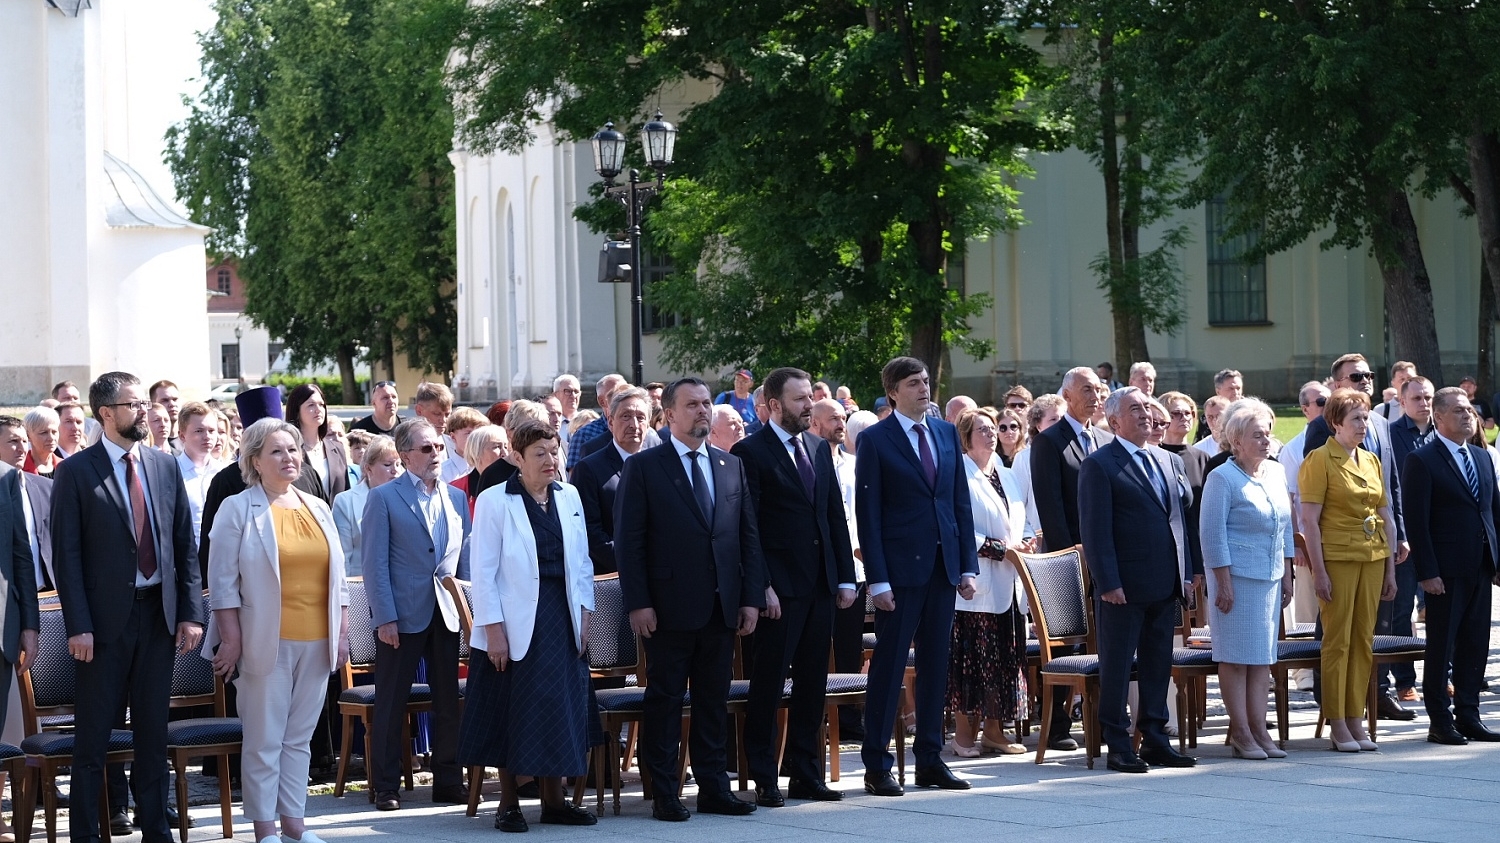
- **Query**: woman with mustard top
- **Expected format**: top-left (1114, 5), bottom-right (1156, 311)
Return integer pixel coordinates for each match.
top-left (1298, 389), bottom-right (1397, 753)
top-left (206, 418), bottom-right (349, 843)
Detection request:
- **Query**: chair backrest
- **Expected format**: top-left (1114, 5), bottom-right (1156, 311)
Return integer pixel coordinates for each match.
top-left (1011, 545), bottom-right (1093, 661)
top-left (20, 604), bottom-right (77, 736)
top-left (170, 591), bottom-right (220, 710)
top-left (585, 574), bottom-right (638, 676)
top-left (341, 576), bottom-right (377, 688)
top-left (441, 576), bottom-right (473, 661)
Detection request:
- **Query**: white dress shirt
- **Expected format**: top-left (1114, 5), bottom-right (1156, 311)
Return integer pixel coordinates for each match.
top-left (176, 452), bottom-right (223, 545)
top-left (670, 437), bottom-right (715, 501)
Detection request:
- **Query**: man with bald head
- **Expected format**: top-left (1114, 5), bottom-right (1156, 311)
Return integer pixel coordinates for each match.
top-left (944, 396), bottom-right (977, 426)
top-left (1028, 366), bottom-right (1113, 752)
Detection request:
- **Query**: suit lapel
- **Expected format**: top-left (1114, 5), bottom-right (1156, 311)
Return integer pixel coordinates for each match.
top-left (530, 484), bottom-right (564, 540)
top-left (1111, 442), bottom-right (1162, 510)
top-left (664, 446), bottom-right (710, 530)
top-left (143, 452), bottom-right (170, 556)
top-left (90, 445), bottom-right (134, 536)
top-left (709, 446), bottom-right (736, 527)
top-left (769, 429), bottom-right (804, 496)
top-left (389, 476), bottom-right (434, 540)
top-left (1436, 443), bottom-right (1481, 507)
top-left (249, 485), bottom-right (281, 583)
top-left (882, 416), bottom-right (927, 481)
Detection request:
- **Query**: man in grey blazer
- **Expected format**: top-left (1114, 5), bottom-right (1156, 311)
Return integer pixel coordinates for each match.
top-left (362, 419), bottom-right (471, 811)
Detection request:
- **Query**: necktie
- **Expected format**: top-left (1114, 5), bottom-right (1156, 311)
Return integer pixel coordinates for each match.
top-left (1459, 445), bottom-right (1481, 500)
top-left (1137, 450), bottom-right (1168, 510)
top-left (688, 451), bottom-right (714, 523)
top-left (913, 423), bottom-right (937, 488)
top-left (1079, 427), bottom-right (1094, 455)
top-left (124, 453), bottom-right (158, 579)
top-left (791, 435), bottom-right (816, 502)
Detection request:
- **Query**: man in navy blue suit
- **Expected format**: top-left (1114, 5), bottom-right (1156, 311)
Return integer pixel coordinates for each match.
top-left (855, 357), bottom-right (977, 796)
top-left (1403, 388), bottom-right (1500, 744)
top-left (1078, 387), bottom-right (1201, 773)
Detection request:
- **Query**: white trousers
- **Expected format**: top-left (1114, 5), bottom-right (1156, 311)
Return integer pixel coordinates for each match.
top-left (234, 639), bottom-right (331, 821)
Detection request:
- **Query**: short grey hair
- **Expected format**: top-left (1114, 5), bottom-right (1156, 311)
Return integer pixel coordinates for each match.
top-left (711, 405), bottom-right (741, 426)
top-left (1220, 398), bottom-right (1276, 457)
top-left (844, 410), bottom-right (878, 452)
top-left (1060, 366), bottom-right (1095, 395)
top-left (503, 399), bottom-right (547, 434)
top-left (1298, 380), bottom-right (1329, 406)
top-left (1103, 386), bottom-right (1143, 420)
top-left (609, 387), bottom-right (650, 419)
top-left (595, 373), bottom-right (627, 403)
top-left (238, 418), bottom-right (302, 486)
top-left (392, 418), bottom-right (435, 453)
top-left (23, 406), bottom-right (59, 436)
top-left (552, 373), bottom-right (580, 392)
top-left (1129, 362), bottom-right (1157, 380)
top-left (463, 424), bottom-right (506, 468)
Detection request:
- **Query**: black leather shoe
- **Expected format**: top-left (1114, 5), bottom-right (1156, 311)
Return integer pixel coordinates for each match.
top-left (1106, 751), bottom-right (1149, 773)
top-left (539, 803), bottom-right (597, 825)
top-left (651, 795), bottom-right (691, 822)
top-left (1140, 745), bottom-right (1197, 768)
top-left (787, 778), bottom-right (843, 801)
top-left (913, 763), bottom-right (971, 790)
top-left (1377, 693), bottom-right (1417, 721)
top-left (1047, 735), bottom-right (1079, 751)
top-left (374, 790), bottom-right (401, 811)
top-left (697, 791), bottom-right (756, 815)
top-left (863, 771), bottom-right (903, 797)
top-left (433, 783), bottom-right (470, 804)
top-left (754, 784), bottom-right (784, 807)
top-left (514, 779), bottom-right (540, 799)
top-left (494, 806), bottom-right (528, 832)
top-left (1427, 726), bottom-right (1469, 746)
top-left (1456, 721), bottom-right (1500, 742)
top-left (109, 808), bottom-right (132, 836)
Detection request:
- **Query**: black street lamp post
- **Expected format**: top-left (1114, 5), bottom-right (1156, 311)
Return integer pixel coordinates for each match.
top-left (591, 112), bottom-right (677, 386)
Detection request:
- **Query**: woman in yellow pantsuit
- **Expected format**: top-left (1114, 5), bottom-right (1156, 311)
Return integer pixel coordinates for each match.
top-left (1298, 388), bottom-right (1398, 752)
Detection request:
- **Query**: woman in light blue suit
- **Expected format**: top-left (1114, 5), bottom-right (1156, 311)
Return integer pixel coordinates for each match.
top-left (458, 419), bottom-right (598, 832)
top-left (1200, 398), bottom-right (1294, 760)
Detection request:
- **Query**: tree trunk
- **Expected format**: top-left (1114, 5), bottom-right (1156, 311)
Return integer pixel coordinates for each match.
top-left (335, 343), bottom-right (360, 404)
top-left (1465, 130), bottom-right (1500, 321)
top-left (1480, 257), bottom-right (1495, 398)
top-left (1097, 31), bottom-right (1149, 373)
top-left (1372, 190), bottom-right (1443, 385)
top-left (904, 134), bottom-right (950, 386)
top-left (1118, 133), bottom-right (1151, 368)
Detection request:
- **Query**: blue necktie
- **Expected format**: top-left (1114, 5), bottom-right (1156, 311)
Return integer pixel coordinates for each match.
top-left (689, 451), bottom-right (714, 522)
top-left (1459, 446), bottom-right (1481, 500)
top-left (1137, 450), bottom-right (1168, 509)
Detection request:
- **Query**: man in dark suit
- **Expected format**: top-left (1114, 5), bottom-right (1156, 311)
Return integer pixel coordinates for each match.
top-left (51, 372), bottom-right (204, 843)
top-left (362, 419), bottom-right (471, 811)
top-left (1301, 352), bottom-right (1414, 721)
top-left (731, 368), bottom-right (857, 807)
top-left (1384, 375), bottom-right (1435, 703)
top-left (1403, 387), bottom-right (1500, 744)
top-left (1028, 366), bottom-right (1114, 751)
top-left (1078, 387), bottom-right (1201, 773)
top-left (1, 415), bottom-right (54, 590)
top-left (855, 357), bottom-right (977, 797)
top-left (0, 460), bottom-right (39, 722)
top-left (569, 387), bottom-right (652, 575)
top-left (615, 377), bottom-right (766, 821)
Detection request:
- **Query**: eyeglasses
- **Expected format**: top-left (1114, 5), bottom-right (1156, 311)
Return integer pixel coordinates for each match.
top-left (106, 401), bottom-right (151, 413)
top-left (1169, 410), bottom-right (1195, 419)
top-left (373, 380), bottom-right (396, 390)
top-left (996, 423), bottom-right (1021, 432)
top-left (1150, 420), bottom-right (1170, 430)
top-left (1346, 371), bottom-right (1375, 383)
top-left (1314, 396), bottom-right (1328, 407)
top-left (1005, 401), bottom-right (1028, 410)
top-left (404, 442), bottom-right (446, 455)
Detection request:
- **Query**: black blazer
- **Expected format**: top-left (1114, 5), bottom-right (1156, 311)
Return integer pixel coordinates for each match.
top-left (1078, 441), bottom-right (1201, 603)
top-left (318, 439), bottom-right (352, 499)
top-left (0, 466), bottom-right (39, 663)
top-left (1402, 438), bottom-right (1500, 582)
top-left (1030, 419), bottom-right (1114, 552)
top-left (570, 443), bottom-right (625, 575)
top-left (20, 472), bottom-right (54, 590)
top-left (50, 443), bottom-right (204, 642)
top-left (198, 457), bottom-right (326, 581)
top-left (1389, 415), bottom-right (1436, 480)
top-left (614, 440), bottom-right (767, 631)
top-left (731, 425), bottom-right (856, 600)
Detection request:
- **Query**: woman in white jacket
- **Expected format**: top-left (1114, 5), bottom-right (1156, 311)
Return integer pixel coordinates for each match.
top-left (457, 419), bottom-right (598, 832)
top-left (946, 408), bottom-right (1034, 757)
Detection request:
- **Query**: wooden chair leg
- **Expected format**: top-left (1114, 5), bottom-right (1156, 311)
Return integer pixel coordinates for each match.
top-left (893, 707), bottom-right (905, 785)
top-left (363, 721), bottom-right (376, 802)
top-left (218, 753), bottom-right (234, 839)
top-left (825, 704), bottom-right (841, 782)
top-left (1035, 683), bottom-right (1054, 765)
top-left (334, 711), bottom-right (354, 797)
top-left (401, 715), bottom-right (415, 792)
top-left (12, 761), bottom-right (35, 843)
top-left (1274, 668), bottom-right (1290, 748)
top-left (466, 765), bottom-right (484, 817)
top-left (734, 711), bottom-right (749, 791)
top-left (41, 764), bottom-right (58, 843)
top-left (173, 754), bottom-right (190, 843)
top-left (1175, 680), bottom-right (1188, 753)
top-left (1367, 668), bottom-right (1379, 743)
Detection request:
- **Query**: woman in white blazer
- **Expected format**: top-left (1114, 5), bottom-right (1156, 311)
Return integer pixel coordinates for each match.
top-left (457, 420), bottom-right (598, 832)
top-left (330, 434), bottom-right (401, 577)
top-left (205, 419), bottom-right (349, 843)
top-left (947, 407), bottom-right (1034, 758)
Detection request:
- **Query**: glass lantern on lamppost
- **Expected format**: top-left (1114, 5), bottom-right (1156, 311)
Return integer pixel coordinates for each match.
top-left (591, 112), bottom-right (677, 386)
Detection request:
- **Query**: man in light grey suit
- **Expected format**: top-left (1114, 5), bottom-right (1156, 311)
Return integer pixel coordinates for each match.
top-left (362, 419), bottom-right (472, 812)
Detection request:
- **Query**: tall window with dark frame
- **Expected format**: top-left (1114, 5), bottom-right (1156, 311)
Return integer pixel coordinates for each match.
top-left (640, 243), bottom-right (681, 334)
top-left (1205, 195), bottom-right (1268, 325)
top-left (217, 267), bottom-right (232, 295)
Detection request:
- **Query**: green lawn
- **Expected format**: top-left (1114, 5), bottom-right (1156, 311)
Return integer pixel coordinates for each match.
top-left (1272, 405), bottom-right (1306, 444)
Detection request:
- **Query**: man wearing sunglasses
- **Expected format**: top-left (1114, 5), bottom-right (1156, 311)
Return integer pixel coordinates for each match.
top-left (362, 418), bottom-right (472, 811)
top-left (1301, 352), bottom-right (1413, 722)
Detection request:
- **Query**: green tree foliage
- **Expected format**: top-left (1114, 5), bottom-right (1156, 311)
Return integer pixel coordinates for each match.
top-left (448, 0), bottom-right (1058, 395)
top-left (167, 0), bottom-right (461, 402)
top-left (1132, 1), bottom-right (1446, 381)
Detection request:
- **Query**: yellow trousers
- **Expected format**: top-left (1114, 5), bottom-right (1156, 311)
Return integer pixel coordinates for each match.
top-left (1318, 559), bottom-right (1384, 719)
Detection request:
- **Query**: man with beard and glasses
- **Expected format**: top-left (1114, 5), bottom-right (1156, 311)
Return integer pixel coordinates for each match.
top-left (51, 372), bottom-right (204, 843)
top-left (731, 369), bottom-right (856, 806)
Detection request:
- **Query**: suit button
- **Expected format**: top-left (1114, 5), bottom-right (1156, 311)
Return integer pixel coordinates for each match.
top-left (814, 539), bottom-right (820, 546)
